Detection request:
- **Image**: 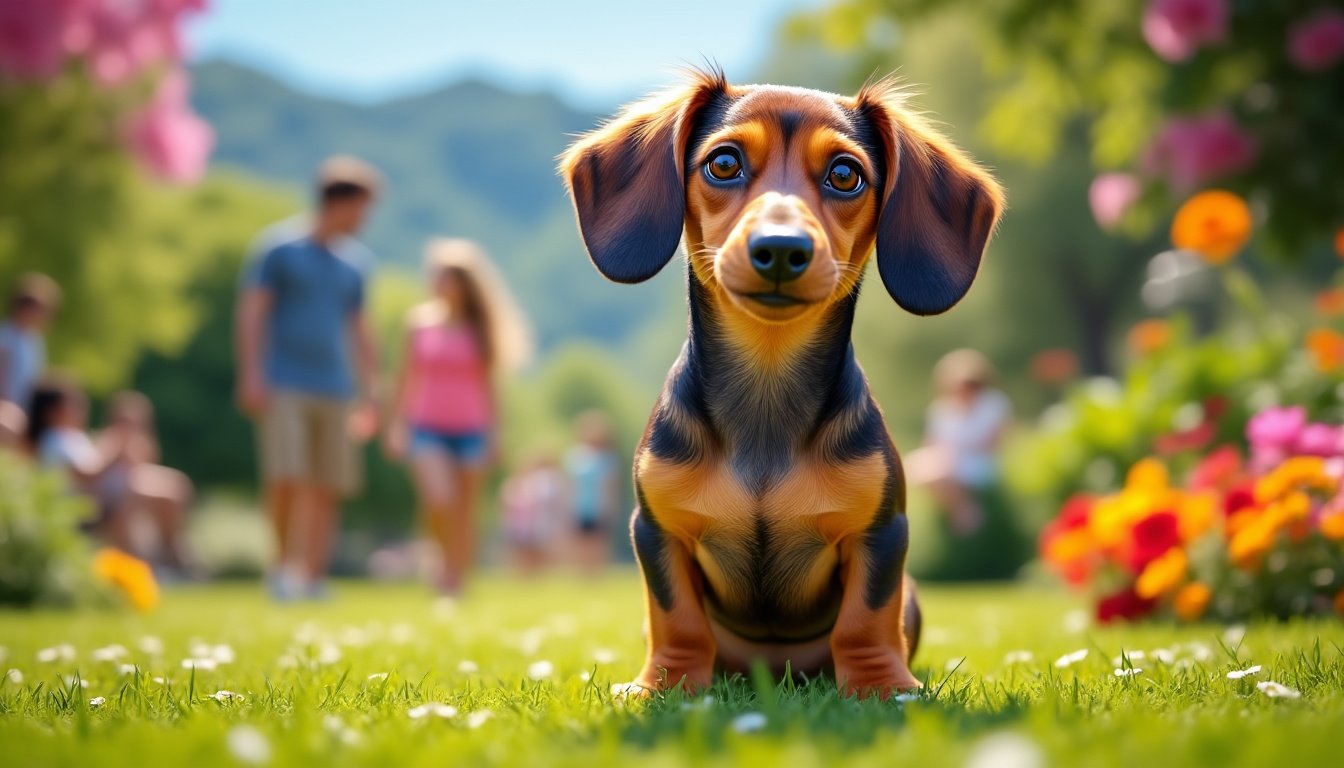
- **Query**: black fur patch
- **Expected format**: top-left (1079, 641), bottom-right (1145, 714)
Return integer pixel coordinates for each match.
top-left (632, 489), bottom-right (675, 611)
top-left (861, 466), bottom-right (906, 611)
top-left (778, 109), bottom-right (803, 151)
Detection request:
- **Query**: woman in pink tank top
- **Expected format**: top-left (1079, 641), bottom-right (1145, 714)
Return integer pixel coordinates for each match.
top-left (386, 239), bottom-right (531, 595)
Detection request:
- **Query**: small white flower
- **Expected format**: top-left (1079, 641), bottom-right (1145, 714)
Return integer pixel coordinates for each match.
top-left (275, 654), bottom-right (299, 670)
top-left (317, 644), bottom-right (342, 665)
top-left (1003, 651), bottom-right (1034, 665)
top-left (226, 725), bottom-right (271, 765)
top-left (518, 628), bottom-right (545, 656)
top-left (893, 692), bottom-right (921, 703)
top-left (1063, 610), bottom-right (1089, 634)
top-left (464, 709), bottom-right (493, 729)
top-left (1226, 665), bottom-right (1262, 680)
top-left (118, 664), bottom-right (138, 676)
top-left (366, 672), bottom-right (389, 682)
top-left (592, 647), bottom-right (618, 664)
top-left (1150, 648), bottom-right (1178, 665)
top-left (1111, 650), bottom-right (1145, 666)
top-left (526, 660), bottom-right (555, 680)
top-left (1256, 681), bottom-right (1302, 700)
top-left (579, 671), bottom-right (592, 682)
top-left (92, 644), bottom-right (129, 663)
top-left (138, 636), bottom-right (164, 656)
top-left (1223, 625), bottom-right (1247, 646)
top-left (89, 696), bottom-right (106, 708)
top-left (1113, 667), bottom-right (1143, 678)
top-left (182, 658), bottom-right (218, 671)
top-left (456, 660), bottom-right (479, 674)
top-left (389, 623), bottom-right (416, 645)
top-left (730, 712), bottom-right (768, 733)
top-left (6, 669), bottom-right (23, 684)
top-left (151, 676), bottom-right (167, 685)
top-left (1054, 649), bottom-right (1089, 668)
top-left (408, 702), bottom-right (458, 720)
top-left (944, 657), bottom-right (967, 672)
top-left (610, 682), bottom-right (646, 698)
top-left (210, 690), bottom-right (244, 703)
top-left (64, 676), bottom-right (89, 689)
top-left (210, 645), bottom-right (236, 665)
top-left (37, 643), bottom-right (76, 663)
top-left (965, 732), bottom-right (1045, 768)
top-left (1184, 642), bottom-right (1214, 663)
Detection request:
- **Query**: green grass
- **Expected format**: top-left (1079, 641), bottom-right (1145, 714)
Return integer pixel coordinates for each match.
top-left (2, 575), bottom-right (1343, 767)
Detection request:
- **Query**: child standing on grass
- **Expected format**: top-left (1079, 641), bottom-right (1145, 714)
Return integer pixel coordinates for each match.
top-left (500, 450), bottom-right (565, 575)
top-left (0, 273), bottom-right (60, 446)
top-left (565, 410), bottom-right (620, 575)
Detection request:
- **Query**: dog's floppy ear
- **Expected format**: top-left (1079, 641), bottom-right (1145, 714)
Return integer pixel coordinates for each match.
top-left (859, 85), bottom-right (1005, 315)
top-left (561, 73), bottom-right (726, 284)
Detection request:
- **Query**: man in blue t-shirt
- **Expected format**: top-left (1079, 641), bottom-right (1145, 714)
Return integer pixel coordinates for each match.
top-left (235, 156), bottom-right (382, 600)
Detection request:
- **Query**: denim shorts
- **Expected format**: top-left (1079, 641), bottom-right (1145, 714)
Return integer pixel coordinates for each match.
top-left (409, 427), bottom-right (489, 465)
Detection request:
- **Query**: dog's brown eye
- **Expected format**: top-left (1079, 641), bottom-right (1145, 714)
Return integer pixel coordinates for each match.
top-left (825, 159), bottom-right (863, 194)
top-left (706, 150), bottom-right (743, 182)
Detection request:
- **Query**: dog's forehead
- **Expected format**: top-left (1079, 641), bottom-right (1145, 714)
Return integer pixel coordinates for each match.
top-left (721, 85), bottom-right (859, 137)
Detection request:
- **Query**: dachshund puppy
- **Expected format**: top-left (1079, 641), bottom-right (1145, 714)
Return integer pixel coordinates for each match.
top-left (560, 70), bottom-right (1003, 699)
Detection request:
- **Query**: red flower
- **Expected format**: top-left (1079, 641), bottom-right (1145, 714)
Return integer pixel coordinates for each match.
top-left (1096, 586), bottom-right (1157, 624)
top-left (1154, 421), bottom-right (1215, 455)
top-left (1222, 482), bottom-right (1257, 517)
top-left (1128, 510), bottom-right (1181, 571)
top-left (1189, 445), bottom-right (1243, 491)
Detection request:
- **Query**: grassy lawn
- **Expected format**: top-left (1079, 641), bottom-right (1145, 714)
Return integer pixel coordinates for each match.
top-left (2, 574), bottom-right (1343, 767)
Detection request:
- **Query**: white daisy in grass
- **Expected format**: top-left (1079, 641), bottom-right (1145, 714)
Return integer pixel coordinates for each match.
top-left (893, 692), bottom-right (921, 704)
top-left (275, 654), bottom-right (299, 670)
top-left (1054, 649), bottom-right (1089, 668)
top-left (407, 702), bottom-right (458, 720)
top-left (1111, 650), bottom-right (1146, 666)
top-left (609, 682), bottom-right (647, 699)
top-left (1256, 681), bottom-right (1302, 699)
top-left (579, 671), bottom-right (592, 682)
top-left (137, 636), bottom-right (164, 656)
top-left (316, 644), bottom-right (342, 666)
top-left (151, 677), bottom-right (167, 685)
top-left (944, 657), bottom-right (967, 672)
top-left (89, 696), bottom-right (106, 708)
top-left (210, 690), bottom-right (244, 703)
top-left (1223, 625), bottom-right (1247, 646)
top-left (118, 664), bottom-right (138, 676)
top-left (181, 657), bottom-right (218, 671)
top-left (1113, 668), bottom-right (1143, 678)
top-left (1226, 665), bottom-right (1262, 680)
top-left (92, 644), bottom-right (129, 663)
top-left (527, 660), bottom-right (555, 680)
top-left (1149, 648), bottom-right (1178, 665)
top-left (517, 628), bottom-right (546, 656)
top-left (6, 669), bottom-right (23, 684)
top-left (457, 660), bottom-right (479, 674)
top-left (966, 731), bottom-right (1045, 768)
top-left (730, 712), bottom-right (768, 733)
top-left (37, 644), bottom-right (76, 663)
top-left (389, 623), bottom-right (416, 645)
top-left (464, 709), bottom-right (494, 729)
top-left (63, 676), bottom-right (89, 689)
top-left (1063, 610), bottom-right (1089, 634)
top-left (226, 725), bottom-right (271, 765)
top-left (366, 672), bottom-right (389, 683)
top-left (1003, 651), bottom-right (1034, 665)
top-left (1184, 642), bottom-right (1214, 663)
top-left (592, 647), bottom-right (618, 664)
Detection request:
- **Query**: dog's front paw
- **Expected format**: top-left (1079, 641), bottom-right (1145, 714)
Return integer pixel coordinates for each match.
top-left (835, 653), bottom-right (922, 700)
top-left (630, 663), bottom-right (713, 695)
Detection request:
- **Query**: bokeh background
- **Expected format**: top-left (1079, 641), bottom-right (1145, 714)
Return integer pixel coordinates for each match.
top-left (3, 0), bottom-right (1342, 584)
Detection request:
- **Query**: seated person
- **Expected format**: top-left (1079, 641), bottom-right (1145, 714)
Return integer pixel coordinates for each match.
top-left (27, 378), bottom-right (192, 574)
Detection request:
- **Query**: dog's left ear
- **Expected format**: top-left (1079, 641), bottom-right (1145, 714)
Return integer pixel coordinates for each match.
top-left (560, 73), bottom-right (726, 284)
top-left (859, 87), bottom-right (1005, 315)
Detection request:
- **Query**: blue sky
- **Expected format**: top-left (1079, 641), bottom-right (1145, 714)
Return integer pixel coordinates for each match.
top-left (186, 0), bottom-right (824, 108)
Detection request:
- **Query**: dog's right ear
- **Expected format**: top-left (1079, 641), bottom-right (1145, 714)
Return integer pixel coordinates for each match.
top-left (561, 73), bottom-right (726, 284)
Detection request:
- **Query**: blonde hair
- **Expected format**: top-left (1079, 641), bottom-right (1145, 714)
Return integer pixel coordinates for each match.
top-left (933, 348), bottom-right (995, 393)
top-left (418, 238), bottom-right (533, 373)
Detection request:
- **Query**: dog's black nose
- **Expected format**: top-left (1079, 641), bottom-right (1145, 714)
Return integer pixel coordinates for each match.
top-left (748, 227), bottom-right (813, 284)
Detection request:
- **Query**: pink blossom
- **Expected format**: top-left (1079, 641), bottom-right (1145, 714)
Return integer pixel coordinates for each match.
top-left (1141, 113), bottom-right (1256, 192)
top-left (0, 0), bottom-right (85, 80)
top-left (1289, 10), bottom-right (1344, 72)
top-left (1088, 173), bottom-right (1142, 231)
top-left (1295, 423), bottom-right (1344, 458)
top-left (1142, 0), bottom-right (1229, 62)
top-left (63, 0), bottom-right (207, 86)
top-left (126, 70), bottom-right (214, 183)
top-left (1247, 406), bottom-right (1308, 451)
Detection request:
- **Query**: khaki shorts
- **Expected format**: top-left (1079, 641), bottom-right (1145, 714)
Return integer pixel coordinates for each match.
top-left (258, 391), bottom-right (361, 496)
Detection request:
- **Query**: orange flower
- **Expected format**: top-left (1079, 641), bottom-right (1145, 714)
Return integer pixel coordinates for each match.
top-left (1171, 190), bottom-right (1252, 264)
top-left (1136, 547), bottom-right (1188, 599)
top-left (1316, 288), bottom-right (1344, 317)
top-left (1322, 510), bottom-right (1344, 541)
top-left (1335, 227), bottom-right (1344, 259)
top-left (1128, 320), bottom-right (1171, 357)
top-left (1229, 518), bottom-right (1277, 571)
top-left (1335, 588), bottom-right (1344, 617)
top-left (93, 548), bottom-right (159, 613)
top-left (1174, 582), bottom-right (1212, 621)
top-left (1306, 327), bottom-right (1344, 373)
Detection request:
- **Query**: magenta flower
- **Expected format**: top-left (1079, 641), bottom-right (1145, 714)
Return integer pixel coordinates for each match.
top-left (1142, 0), bottom-right (1229, 62)
top-left (1088, 173), bottom-right (1142, 231)
top-left (1295, 422), bottom-right (1344, 458)
top-left (126, 70), bottom-right (214, 184)
top-left (1141, 112), bottom-right (1256, 192)
top-left (1289, 10), bottom-right (1344, 72)
top-left (0, 0), bottom-right (84, 81)
top-left (1247, 406), bottom-right (1308, 451)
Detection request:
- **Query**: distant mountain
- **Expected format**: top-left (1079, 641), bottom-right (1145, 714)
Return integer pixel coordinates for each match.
top-left (190, 59), bottom-right (678, 352)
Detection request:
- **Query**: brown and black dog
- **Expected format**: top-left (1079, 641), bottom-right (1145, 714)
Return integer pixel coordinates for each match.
top-left (560, 70), bottom-right (1003, 699)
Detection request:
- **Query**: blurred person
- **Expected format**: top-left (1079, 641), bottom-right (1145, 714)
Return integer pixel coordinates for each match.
top-left (905, 349), bottom-right (1012, 536)
top-left (500, 449), bottom-right (566, 576)
top-left (0, 273), bottom-right (60, 445)
top-left (234, 155), bottom-right (383, 600)
top-left (565, 410), bottom-right (620, 574)
top-left (385, 238), bottom-right (531, 596)
top-left (27, 379), bottom-right (191, 572)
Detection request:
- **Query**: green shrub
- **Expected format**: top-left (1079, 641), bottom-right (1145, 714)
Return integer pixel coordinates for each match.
top-left (0, 452), bottom-right (101, 607)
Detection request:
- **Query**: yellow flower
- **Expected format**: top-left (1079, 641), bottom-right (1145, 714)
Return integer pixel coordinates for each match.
top-left (1228, 520), bottom-right (1276, 572)
top-left (1128, 458), bottom-right (1171, 491)
top-left (1136, 548), bottom-right (1189, 599)
top-left (1171, 190), bottom-right (1252, 264)
top-left (1254, 456), bottom-right (1334, 504)
top-left (1177, 491), bottom-right (1217, 542)
top-left (1174, 582), bottom-right (1212, 621)
top-left (1322, 510), bottom-right (1344, 541)
top-left (93, 548), bottom-right (159, 613)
